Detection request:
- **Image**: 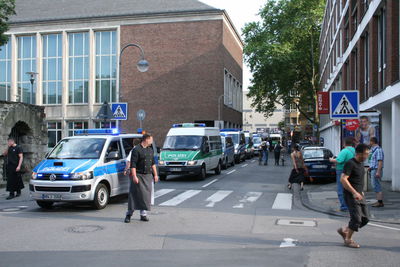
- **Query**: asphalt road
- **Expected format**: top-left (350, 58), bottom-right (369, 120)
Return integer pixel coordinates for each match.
top-left (0, 156), bottom-right (399, 267)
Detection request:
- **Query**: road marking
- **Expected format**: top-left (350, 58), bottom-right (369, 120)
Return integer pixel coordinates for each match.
top-left (227, 169), bottom-right (236, 175)
top-left (202, 179), bottom-right (218, 188)
top-left (272, 193), bottom-right (293, 210)
top-left (205, 190), bottom-right (233, 208)
top-left (241, 164), bottom-right (248, 168)
top-left (279, 238), bottom-right (297, 248)
top-left (154, 189), bottom-right (175, 199)
top-left (233, 192), bottom-right (263, 208)
top-left (369, 223), bottom-right (400, 231)
top-left (159, 190), bottom-right (201, 206)
top-left (251, 160), bottom-right (256, 163)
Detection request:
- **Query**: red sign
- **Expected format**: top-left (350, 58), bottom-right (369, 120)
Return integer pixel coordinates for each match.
top-left (345, 119), bottom-right (360, 131)
top-left (317, 92), bottom-right (329, 114)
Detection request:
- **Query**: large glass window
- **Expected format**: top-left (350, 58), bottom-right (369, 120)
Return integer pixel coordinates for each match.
top-left (43, 34), bottom-right (63, 104)
top-left (17, 35), bottom-right (37, 104)
top-left (47, 122), bottom-right (62, 148)
top-left (94, 121), bottom-right (116, 129)
top-left (68, 121), bottom-right (88, 136)
top-left (377, 8), bottom-right (386, 91)
top-left (0, 40), bottom-right (11, 101)
top-left (95, 31), bottom-right (117, 103)
top-left (68, 32), bottom-right (89, 103)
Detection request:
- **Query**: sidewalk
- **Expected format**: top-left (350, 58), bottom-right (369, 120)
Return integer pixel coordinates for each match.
top-left (301, 181), bottom-right (400, 225)
top-left (0, 183), bottom-right (32, 206)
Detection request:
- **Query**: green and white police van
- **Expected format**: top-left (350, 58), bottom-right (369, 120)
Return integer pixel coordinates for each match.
top-left (158, 123), bottom-right (223, 180)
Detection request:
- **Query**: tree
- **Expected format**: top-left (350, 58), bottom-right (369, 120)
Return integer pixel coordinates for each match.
top-left (0, 0), bottom-right (15, 47)
top-left (243, 0), bottom-right (324, 126)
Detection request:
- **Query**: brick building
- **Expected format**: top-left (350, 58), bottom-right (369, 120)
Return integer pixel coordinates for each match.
top-left (319, 0), bottom-right (400, 191)
top-left (0, 0), bottom-right (243, 146)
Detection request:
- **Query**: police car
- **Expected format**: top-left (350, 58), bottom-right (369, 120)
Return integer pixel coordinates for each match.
top-left (30, 129), bottom-right (157, 210)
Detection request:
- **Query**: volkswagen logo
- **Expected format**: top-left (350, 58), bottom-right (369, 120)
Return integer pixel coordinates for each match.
top-left (49, 174), bottom-right (57, 181)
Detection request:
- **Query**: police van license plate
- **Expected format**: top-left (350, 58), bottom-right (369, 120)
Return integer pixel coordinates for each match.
top-left (170, 168), bottom-right (181, 172)
top-left (42, 194), bottom-right (62, 200)
top-left (313, 165), bottom-right (327, 169)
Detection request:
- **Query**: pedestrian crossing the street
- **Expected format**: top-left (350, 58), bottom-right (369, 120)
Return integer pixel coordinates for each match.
top-left (153, 188), bottom-right (293, 210)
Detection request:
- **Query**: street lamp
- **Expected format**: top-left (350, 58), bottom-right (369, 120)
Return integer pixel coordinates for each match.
top-left (218, 94), bottom-right (233, 127)
top-left (26, 71), bottom-right (38, 104)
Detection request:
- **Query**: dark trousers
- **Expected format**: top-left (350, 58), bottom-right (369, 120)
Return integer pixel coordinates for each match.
top-left (344, 191), bottom-right (370, 232)
top-left (274, 152), bottom-right (280, 165)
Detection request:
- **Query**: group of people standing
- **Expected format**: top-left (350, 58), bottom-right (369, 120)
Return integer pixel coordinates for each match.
top-left (258, 139), bottom-right (285, 166)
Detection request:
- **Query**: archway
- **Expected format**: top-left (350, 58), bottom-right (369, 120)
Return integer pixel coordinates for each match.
top-left (9, 121), bottom-right (32, 145)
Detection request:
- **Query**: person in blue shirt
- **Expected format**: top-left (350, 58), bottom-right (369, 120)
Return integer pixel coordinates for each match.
top-left (330, 137), bottom-right (356, 212)
top-left (368, 137), bottom-right (384, 207)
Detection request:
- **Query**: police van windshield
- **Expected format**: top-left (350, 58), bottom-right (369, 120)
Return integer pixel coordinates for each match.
top-left (163, 136), bottom-right (202, 150)
top-left (48, 138), bottom-right (106, 159)
top-left (226, 134), bottom-right (239, 144)
top-left (253, 137), bottom-right (262, 144)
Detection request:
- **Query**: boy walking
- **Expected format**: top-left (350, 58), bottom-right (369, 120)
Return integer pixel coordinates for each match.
top-left (369, 137), bottom-right (384, 207)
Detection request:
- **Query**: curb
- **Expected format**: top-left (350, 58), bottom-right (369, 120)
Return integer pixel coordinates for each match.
top-left (299, 189), bottom-right (400, 226)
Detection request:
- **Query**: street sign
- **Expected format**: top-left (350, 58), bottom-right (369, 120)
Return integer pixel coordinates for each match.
top-left (317, 92), bottom-right (329, 114)
top-left (111, 103), bottom-right (128, 120)
top-left (330, 91), bottom-right (359, 119)
top-left (96, 102), bottom-right (114, 121)
top-left (136, 109), bottom-right (146, 121)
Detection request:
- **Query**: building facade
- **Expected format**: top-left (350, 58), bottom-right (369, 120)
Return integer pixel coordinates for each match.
top-left (0, 0), bottom-right (243, 146)
top-left (242, 90), bottom-right (285, 134)
top-left (319, 0), bottom-right (400, 190)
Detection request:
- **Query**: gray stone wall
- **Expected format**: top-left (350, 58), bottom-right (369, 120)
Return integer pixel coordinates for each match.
top-left (0, 101), bottom-right (48, 186)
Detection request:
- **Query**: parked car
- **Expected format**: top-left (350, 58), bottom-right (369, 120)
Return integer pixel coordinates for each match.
top-left (220, 129), bottom-right (247, 163)
top-left (302, 146), bottom-right (336, 182)
top-left (221, 136), bottom-right (235, 169)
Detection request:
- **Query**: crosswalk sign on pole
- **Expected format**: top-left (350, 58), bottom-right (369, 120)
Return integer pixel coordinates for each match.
top-left (111, 103), bottom-right (128, 120)
top-left (330, 91), bottom-right (359, 119)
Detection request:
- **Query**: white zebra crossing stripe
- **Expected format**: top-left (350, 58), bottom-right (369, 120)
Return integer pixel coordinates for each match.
top-left (233, 192), bottom-right (262, 209)
top-left (154, 189), bottom-right (175, 199)
top-left (205, 190), bottom-right (233, 208)
top-left (272, 193), bottom-right (292, 210)
top-left (159, 190), bottom-right (202, 206)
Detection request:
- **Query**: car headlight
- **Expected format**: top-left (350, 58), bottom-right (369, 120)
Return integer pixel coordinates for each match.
top-left (234, 149), bottom-right (238, 153)
top-left (158, 160), bottom-right (165, 165)
top-left (71, 171), bottom-right (93, 180)
top-left (187, 160), bottom-right (198, 166)
top-left (31, 172), bottom-right (37, 180)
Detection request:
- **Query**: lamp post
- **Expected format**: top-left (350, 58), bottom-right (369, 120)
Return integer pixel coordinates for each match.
top-left (118, 43), bottom-right (149, 129)
top-left (26, 71), bottom-right (38, 104)
top-left (218, 94), bottom-right (233, 128)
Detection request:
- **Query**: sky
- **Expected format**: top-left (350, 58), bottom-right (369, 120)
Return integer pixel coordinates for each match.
top-left (199, 0), bottom-right (266, 91)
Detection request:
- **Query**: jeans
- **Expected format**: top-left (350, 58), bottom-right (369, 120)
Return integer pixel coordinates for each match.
top-left (370, 169), bottom-right (383, 193)
top-left (262, 150), bottom-right (268, 164)
top-left (336, 169), bottom-right (348, 211)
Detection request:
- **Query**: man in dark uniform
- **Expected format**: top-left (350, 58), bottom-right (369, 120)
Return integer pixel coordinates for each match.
top-left (125, 134), bottom-right (159, 223)
top-left (337, 143), bottom-right (370, 248)
top-left (2, 137), bottom-right (24, 200)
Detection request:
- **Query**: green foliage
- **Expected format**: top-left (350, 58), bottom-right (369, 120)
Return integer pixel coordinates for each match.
top-left (243, 0), bottom-right (324, 123)
top-left (0, 0), bottom-right (15, 47)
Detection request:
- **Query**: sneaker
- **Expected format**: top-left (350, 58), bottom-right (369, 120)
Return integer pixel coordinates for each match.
top-left (140, 216), bottom-right (149, 222)
top-left (371, 202), bottom-right (384, 208)
top-left (6, 194), bottom-right (14, 200)
top-left (124, 215), bottom-right (131, 223)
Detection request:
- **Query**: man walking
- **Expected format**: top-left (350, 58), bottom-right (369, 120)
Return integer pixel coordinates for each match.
top-left (274, 141), bottom-right (282, 166)
top-left (329, 137), bottom-right (355, 211)
top-left (260, 139), bottom-right (269, 165)
top-left (369, 137), bottom-right (384, 207)
top-left (2, 137), bottom-right (24, 200)
top-left (337, 144), bottom-right (370, 248)
top-left (124, 134), bottom-right (158, 223)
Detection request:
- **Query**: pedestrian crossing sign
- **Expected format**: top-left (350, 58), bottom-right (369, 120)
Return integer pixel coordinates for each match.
top-left (111, 103), bottom-right (128, 120)
top-left (330, 91), bottom-right (359, 119)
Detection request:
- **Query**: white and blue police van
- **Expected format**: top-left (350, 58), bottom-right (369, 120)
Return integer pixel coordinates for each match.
top-left (30, 129), bottom-right (157, 210)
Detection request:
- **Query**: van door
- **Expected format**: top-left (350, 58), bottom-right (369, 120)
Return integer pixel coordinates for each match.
top-left (104, 139), bottom-right (126, 196)
top-left (202, 136), bottom-right (211, 170)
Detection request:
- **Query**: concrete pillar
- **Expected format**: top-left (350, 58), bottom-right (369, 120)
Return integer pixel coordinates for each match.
top-left (10, 35), bottom-right (17, 102)
top-left (62, 31), bottom-right (68, 137)
top-left (88, 29), bottom-right (95, 129)
top-left (392, 98), bottom-right (400, 191)
top-left (380, 106), bottom-right (392, 181)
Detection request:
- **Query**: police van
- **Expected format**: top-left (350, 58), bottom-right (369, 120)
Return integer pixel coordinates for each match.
top-left (158, 123), bottom-right (223, 180)
top-left (29, 129), bottom-right (157, 210)
top-left (220, 129), bottom-right (246, 163)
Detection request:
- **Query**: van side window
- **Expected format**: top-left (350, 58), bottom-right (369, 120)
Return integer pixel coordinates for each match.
top-left (226, 137), bottom-right (234, 147)
top-left (122, 138), bottom-right (141, 157)
top-left (240, 134), bottom-right (246, 145)
top-left (209, 136), bottom-right (222, 150)
top-left (105, 140), bottom-right (122, 161)
top-left (202, 136), bottom-right (210, 150)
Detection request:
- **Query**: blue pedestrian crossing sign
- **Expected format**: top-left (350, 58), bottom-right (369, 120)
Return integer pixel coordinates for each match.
top-left (330, 91), bottom-right (359, 119)
top-left (111, 103), bottom-right (128, 120)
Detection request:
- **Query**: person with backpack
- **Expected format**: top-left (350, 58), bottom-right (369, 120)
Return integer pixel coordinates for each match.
top-left (274, 141), bottom-right (282, 166)
top-left (259, 138), bottom-right (269, 165)
top-left (330, 137), bottom-right (356, 212)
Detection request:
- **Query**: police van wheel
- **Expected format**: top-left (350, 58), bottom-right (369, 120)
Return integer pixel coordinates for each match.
top-left (160, 175), bottom-right (167, 181)
top-left (93, 183), bottom-right (109, 210)
top-left (198, 165), bottom-right (207, 180)
top-left (214, 161), bottom-right (222, 175)
top-left (36, 201), bottom-right (54, 209)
